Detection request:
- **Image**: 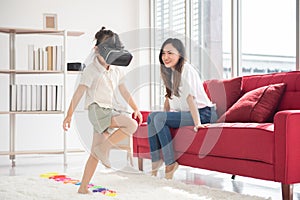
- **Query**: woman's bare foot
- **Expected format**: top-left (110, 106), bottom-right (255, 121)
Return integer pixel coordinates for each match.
top-left (165, 162), bottom-right (179, 179)
top-left (151, 159), bottom-right (163, 176)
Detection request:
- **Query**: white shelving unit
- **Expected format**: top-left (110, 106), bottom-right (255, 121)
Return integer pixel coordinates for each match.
top-left (0, 27), bottom-right (84, 167)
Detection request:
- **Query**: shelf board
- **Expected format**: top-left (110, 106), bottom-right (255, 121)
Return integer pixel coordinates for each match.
top-left (67, 70), bottom-right (83, 74)
top-left (0, 111), bottom-right (64, 114)
top-left (0, 149), bottom-right (84, 156)
top-left (0, 27), bottom-right (84, 36)
top-left (0, 69), bottom-right (64, 74)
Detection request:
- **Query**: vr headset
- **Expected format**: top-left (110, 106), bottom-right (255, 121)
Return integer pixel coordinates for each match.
top-left (97, 33), bottom-right (133, 66)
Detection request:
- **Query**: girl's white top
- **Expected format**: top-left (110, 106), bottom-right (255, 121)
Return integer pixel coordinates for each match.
top-left (79, 50), bottom-right (127, 111)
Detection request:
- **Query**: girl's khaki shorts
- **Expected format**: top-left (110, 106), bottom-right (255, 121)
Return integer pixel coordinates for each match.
top-left (88, 103), bottom-right (115, 134)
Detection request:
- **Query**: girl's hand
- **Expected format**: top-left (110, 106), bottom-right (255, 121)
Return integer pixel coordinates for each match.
top-left (133, 110), bottom-right (143, 125)
top-left (63, 116), bottom-right (72, 131)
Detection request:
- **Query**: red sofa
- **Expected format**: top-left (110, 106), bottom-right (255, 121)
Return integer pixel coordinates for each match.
top-left (132, 71), bottom-right (300, 200)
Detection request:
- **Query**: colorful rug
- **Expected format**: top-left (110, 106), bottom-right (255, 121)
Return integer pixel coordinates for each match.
top-left (0, 167), bottom-right (270, 200)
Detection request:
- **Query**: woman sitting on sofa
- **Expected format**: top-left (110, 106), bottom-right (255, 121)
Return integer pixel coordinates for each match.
top-left (147, 38), bottom-right (218, 179)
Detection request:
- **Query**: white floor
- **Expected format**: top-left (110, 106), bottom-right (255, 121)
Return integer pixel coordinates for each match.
top-left (0, 150), bottom-right (300, 200)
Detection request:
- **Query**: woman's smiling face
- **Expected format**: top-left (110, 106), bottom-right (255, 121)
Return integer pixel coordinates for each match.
top-left (161, 43), bottom-right (181, 69)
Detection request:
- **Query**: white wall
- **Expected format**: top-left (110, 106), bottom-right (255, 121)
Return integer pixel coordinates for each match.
top-left (0, 0), bottom-right (151, 153)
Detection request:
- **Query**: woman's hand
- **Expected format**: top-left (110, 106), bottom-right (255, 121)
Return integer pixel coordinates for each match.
top-left (193, 124), bottom-right (209, 132)
top-left (133, 110), bottom-right (143, 125)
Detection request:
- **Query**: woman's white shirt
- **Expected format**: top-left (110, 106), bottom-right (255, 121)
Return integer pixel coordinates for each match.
top-left (168, 63), bottom-right (213, 111)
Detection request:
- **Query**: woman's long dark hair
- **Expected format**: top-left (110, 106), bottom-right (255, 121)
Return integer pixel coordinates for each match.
top-left (159, 38), bottom-right (186, 98)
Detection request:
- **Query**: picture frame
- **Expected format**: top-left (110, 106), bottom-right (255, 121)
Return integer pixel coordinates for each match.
top-left (43, 13), bottom-right (57, 30)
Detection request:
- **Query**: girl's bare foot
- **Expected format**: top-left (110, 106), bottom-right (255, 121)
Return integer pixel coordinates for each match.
top-left (78, 186), bottom-right (92, 194)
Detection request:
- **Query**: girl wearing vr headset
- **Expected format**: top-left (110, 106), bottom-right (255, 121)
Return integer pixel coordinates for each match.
top-left (147, 38), bottom-right (218, 179)
top-left (63, 27), bottom-right (143, 194)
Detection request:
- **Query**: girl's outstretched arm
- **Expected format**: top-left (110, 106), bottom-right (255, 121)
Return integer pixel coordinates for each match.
top-left (119, 83), bottom-right (143, 125)
top-left (63, 84), bottom-right (87, 131)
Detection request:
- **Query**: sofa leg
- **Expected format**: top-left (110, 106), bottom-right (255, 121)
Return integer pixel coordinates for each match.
top-left (282, 183), bottom-right (293, 200)
top-left (138, 158), bottom-right (144, 171)
top-left (231, 175), bottom-right (236, 180)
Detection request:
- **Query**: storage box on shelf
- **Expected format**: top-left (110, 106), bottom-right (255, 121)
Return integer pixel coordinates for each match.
top-left (0, 27), bottom-right (84, 167)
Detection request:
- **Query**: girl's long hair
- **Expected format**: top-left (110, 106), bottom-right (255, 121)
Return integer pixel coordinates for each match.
top-left (159, 38), bottom-right (186, 98)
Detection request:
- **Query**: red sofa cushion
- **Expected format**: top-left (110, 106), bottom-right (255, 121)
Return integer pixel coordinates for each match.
top-left (242, 71), bottom-right (300, 111)
top-left (172, 123), bottom-right (275, 164)
top-left (134, 119), bottom-right (276, 165)
top-left (217, 83), bottom-right (286, 123)
top-left (204, 77), bottom-right (242, 117)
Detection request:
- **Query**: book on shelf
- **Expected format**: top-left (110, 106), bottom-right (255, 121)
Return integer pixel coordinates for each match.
top-left (46, 85), bottom-right (51, 111)
top-left (16, 85), bottom-right (22, 111)
top-left (28, 45), bottom-right (63, 71)
top-left (56, 85), bottom-right (63, 111)
top-left (31, 85), bottom-right (37, 111)
top-left (46, 46), bottom-right (53, 71)
top-left (36, 85), bottom-right (41, 111)
top-left (52, 46), bottom-right (57, 71)
top-left (56, 45), bottom-right (63, 71)
top-left (33, 50), bottom-right (39, 70)
top-left (38, 48), bottom-right (43, 70)
top-left (51, 85), bottom-right (57, 111)
top-left (21, 85), bottom-right (27, 111)
top-left (41, 85), bottom-right (47, 111)
top-left (28, 45), bottom-right (34, 70)
top-left (10, 85), bottom-right (17, 111)
top-left (10, 84), bottom-right (63, 112)
top-left (43, 49), bottom-right (48, 71)
top-left (26, 85), bottom-right (31, 111)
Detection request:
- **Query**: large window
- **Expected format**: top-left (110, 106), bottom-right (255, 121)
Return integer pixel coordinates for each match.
top-left (152, 0), bottom-right (186, 110)
top-left (154, 0), bottom-right (186, 45)
top-left (240, 0), bottom-right (296, 76)
top-left (190, 0), bottom-right (228, 79)
top-left (151, 0), bottom-right (297, 107)
top-left (153, 0), bottom-right (229, 80)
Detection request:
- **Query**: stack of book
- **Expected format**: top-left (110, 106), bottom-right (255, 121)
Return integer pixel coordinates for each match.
top-left (10, 84), bottom-right (63, 112)
top-left (28, 45), bottom-right (64, 71)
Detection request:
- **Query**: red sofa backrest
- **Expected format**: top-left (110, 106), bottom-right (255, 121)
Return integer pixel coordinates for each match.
top-left (241, 71), bottom-right (300, 111)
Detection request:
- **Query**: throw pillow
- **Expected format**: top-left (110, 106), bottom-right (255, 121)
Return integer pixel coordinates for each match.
top-left (204, 77), bottom-right (242, 117)
top-left (217, 83), bottom-right (287, 123)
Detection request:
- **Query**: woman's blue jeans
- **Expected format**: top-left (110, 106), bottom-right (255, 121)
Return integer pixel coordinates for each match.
top-left (147, 106), bottom-right (217, 166)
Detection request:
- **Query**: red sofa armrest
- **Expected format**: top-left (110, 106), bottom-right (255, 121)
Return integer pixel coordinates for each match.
top-left (132, 111), bottom-right (151, 159)
top-left (132, 111), bottom-right (151, 125)
top-left (274, 110), bottom-right (300, 183)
